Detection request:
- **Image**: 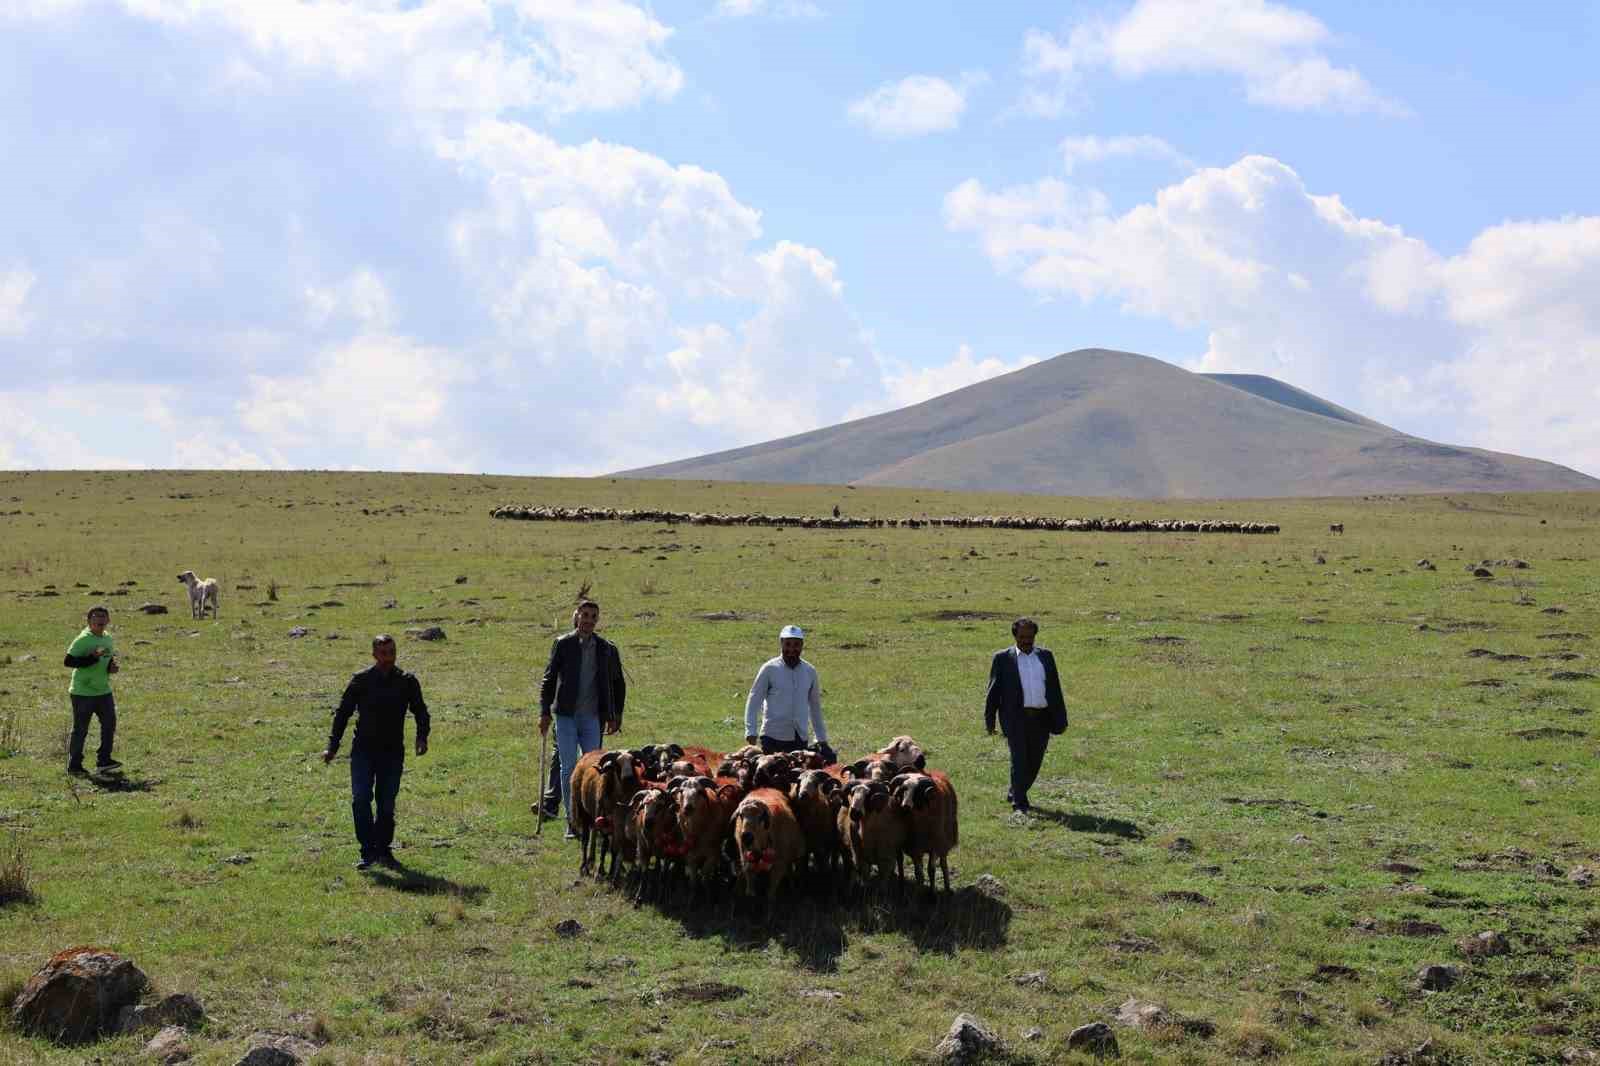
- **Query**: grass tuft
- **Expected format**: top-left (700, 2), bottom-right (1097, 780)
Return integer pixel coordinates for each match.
top-left (172, 807), bottom-right (203, 830)
top-left (0, 708), bottom-right (19, 756)
top-left (0, 833), bottom-right (35, 907)
top-left (267, 578), bottom-right (278, 601)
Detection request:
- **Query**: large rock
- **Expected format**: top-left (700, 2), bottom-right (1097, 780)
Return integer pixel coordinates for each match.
top-left (934, 1013), bottom-right (1006, 1065)
top-left (236, 1032), bottom-right (322, 1065)
top-left (1416, 963), bottom-right (1460, 991)
top-left (1067, 1021), bottom-right (1120, 1057)
top-left (1114, 998), bottom-right (1170, 1030)
top-left (10, 946), bottom-right (149, 1043)
top-left (118, 992), bottom-right (205, 1033)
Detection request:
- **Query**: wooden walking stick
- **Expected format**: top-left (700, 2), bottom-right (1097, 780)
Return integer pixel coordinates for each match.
top-left (535, 728), bottom-right (549, 836)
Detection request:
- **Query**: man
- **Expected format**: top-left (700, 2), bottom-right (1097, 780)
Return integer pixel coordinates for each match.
top-left (539, 599), bottom-right (625, 838)
top-left (62, 605), bottom-right (120, 775)
top-left (323, 634), bottom-right (430, 870)
top-left (745, 625), bottom-right (833, 761)
top-left (984, 617), bottom-right (1067, 814)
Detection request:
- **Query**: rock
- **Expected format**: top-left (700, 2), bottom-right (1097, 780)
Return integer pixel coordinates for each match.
top-left (16, 653), bottom-right (35, 663)
top-left (1013, 971), bottom-right (1048, 988)
top-left (554, 919), bottom-right (584, 938)
top-left (1022, 1027), bottom-right (1044, 1041)
top-left (454, 576), bottom-right (468, 584)
top-left (138, 603), bottom-right (169, 615)
top-left (382, 599), bottom-right (397, 609)
top-left (407, 626), bottom-right (446, 641)
top-left (237, 1032), bottom-right (321, 1065)
top-left (1561, 1047), bottom-right (1600, 1064)
top-left (1472, 567), bottom-right (1494, 578)
top-left (934, 1013), bottom-right (1006, 1065)
top-left (1114, 998), bottom-right (1170, 1030)
top-left (287, 627), bottom-right (309, 638)
top-left (1067, 1021), bottom-right (1120, 1057)
top-left (117, 992), bottom-right (204, 1033)
top-left (10, 946), bottom-right (149, 1043)
top-left (1569, 865), bottom-right (1595, 887)
top-left (1415, 559), bottom-right (1436, 570)
top-left (1458, 930), bottom-right (1510, 958)
top-left (973, 874), bottom-right (1006, 898)
top-left (1416, 963), bottom-right (1460, 991)
top-left (146, 1025), bottom-right (192, 1063)
top-left (1166, 837), bottom-right (1196, 853)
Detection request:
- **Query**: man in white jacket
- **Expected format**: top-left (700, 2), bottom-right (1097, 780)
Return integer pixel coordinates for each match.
top-left (744, 625), bottom-right (834, 762)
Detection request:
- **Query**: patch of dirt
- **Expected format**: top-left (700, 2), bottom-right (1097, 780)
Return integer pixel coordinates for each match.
top-left (1550, 671), bottom-right (1597, 681)
top-left (1464, 678), bottom-right (1507, 688)
top-left (1512, 727), bottom-right (1586, 740)
top-left (926, 609), bottom-right (1011, 621)
top-left (1539, 632), bottom-right (1591, 641)
top-left (1157, 890), bottom-right (1214, 905)
top-left (1138, 635), bottom-right (1189, 645)
top-left (1311, 964), bottom-right (1360, 982)
top-left (664, 981), bottom-right (746, 1003)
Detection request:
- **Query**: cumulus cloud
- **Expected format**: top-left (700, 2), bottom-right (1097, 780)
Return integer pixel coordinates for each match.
top-left (1020, 0), bottom-right (1404, 118)
top-left (848, 73), bottom-right (984, 139)
top-left (882, 345), bottom-right (1039, 409)
top-left (947, 154), bottom-right (1600, 474)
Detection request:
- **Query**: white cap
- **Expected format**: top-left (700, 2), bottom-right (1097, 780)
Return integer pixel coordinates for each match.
top-left (779, 624), bottom-right (805, 640)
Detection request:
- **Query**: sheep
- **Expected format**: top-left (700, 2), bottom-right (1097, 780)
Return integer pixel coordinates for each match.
top-left (176, 570), bottom-right (220, 620)
top-left (751, 753), bottom-right (796, 793)
top-left (627, 783), bottom-right (683, 902)
top-left (732, 788), bottom-right (805, 916)
top-left (837, 780), bottom-right (906, 893)
top-left (789, 769), bottom-right (843, 882)
top-left (877, 735), bottom-right (927, 771)
top-left (570, 749), bottom-right (642, 876)
top-left (1329, 522), bottom-right (1344, 534)
top-left (676, 776), bottom-right (742, 901)
top-left (843, 755), bottom-right (898, 785)
top-left (890, 771), bottom-right (959, 896)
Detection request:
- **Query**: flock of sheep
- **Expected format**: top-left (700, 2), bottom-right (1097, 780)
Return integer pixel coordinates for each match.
top-left (567, 736), bottom-right (957, 914)
top-left (491, 504), bottom-right (1280, 535)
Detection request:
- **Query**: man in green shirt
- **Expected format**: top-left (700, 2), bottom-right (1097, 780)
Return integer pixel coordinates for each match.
top-left (62, 605), bottom-right (120, 775)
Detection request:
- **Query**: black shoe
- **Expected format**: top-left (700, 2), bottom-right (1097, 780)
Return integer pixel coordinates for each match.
top-left (96, 758), bottom-right (122, 771)
top-left (355, 857), bottom-right (374, 871)
top-left (67, 764), bottom-right (88, 777)
top-left (542, 801), bottom-right (561, 819)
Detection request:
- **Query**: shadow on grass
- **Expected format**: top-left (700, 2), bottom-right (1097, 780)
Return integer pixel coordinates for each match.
top-left (1028, 805), bottom-right (1145, 839)
top-left (644, 878), bottom-right (1012, 972)
top-left (367, 863), bottom-right (489, 904)
top-left (89, 773), bottom-right (159, 794)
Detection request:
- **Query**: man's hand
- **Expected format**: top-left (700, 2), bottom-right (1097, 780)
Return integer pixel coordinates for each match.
top-left (106, 658), bottom-right (119, 675)
top-left (321, 749), bottom-right (334, 764)
top-left (538, 713), bottom-right (551, 736)
top-left (745, 735), bottom-right (758, 747)
top-left (416, 737), bottom-right (428, 756)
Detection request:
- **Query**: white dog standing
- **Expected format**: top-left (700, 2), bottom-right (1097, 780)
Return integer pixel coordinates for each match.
top-left (177, 570), bottom-right (220, 620)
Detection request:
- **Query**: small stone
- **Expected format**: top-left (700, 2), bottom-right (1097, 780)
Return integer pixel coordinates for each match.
top-left (1415, 559), bottom-right (1436, 570)
top-left (287, 627), bottom-right (309, 638)
top-left (146, 1025), bottom-right (192, 1063)
top-left (1458, 930), bottom-right (1510, 957)
top-left (974, 874), bottom-right (1006, 898)
top-left (1560, 1047), bottom-right (1600, 1064)
top-left (1022, 1026), bottom-right (1044, 1041)
top-left (1569, 865), bottom-right (1595, 887)
top-left (454, 576), bottom-right (468, 584)
top-left (1114, 998), bottom-right (1170, 1030)
top-left (15, 653), bottom-right (35, 663)
top-left (408, 626), bottom-right (446, 641)
top-left (1166, 837), bottom-right (1196, 853)
top-left (1012, 971), bottom-right (1048, 988)
top-left (1416, 963), bottom-right (1460, 991)
top-left (554, 919), bottom-right (584, 938)
top-left (1290, 833), bottom-right (1312, 844)
top-left (223, 854), bottom-right (253, 865)
top-left (139, 603), bottom-right (169, 614)
top-left (237, 1032), bottom-right (321, 1065)
top-left (934, 1013), bottom-right (1005, 1065)
top-left (1067, 1021), bottom-right (1120, 1057)
top-left (118, 992), bottom-right (205, 1033)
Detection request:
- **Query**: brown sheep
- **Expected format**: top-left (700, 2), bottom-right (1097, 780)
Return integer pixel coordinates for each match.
top-left (877, 735), bottom-right (927, 771)
top-left (837, 780), bottom-right (905, 892)
top-left (789, 769), bottom-right (843, 880)
top-left (890, 771), bottom-right (958, 895)
top-left (627, 783), bottom-right (682, 902)
top-left (732, 788), bottom-right (805, 916)
top-left (676, 776), bottom-right (743, 900)
top-left (570, 749), bottom-right (642, 876)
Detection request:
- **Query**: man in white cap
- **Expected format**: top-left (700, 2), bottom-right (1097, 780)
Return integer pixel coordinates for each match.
top-left (744, 625), bottom-right (833, 762)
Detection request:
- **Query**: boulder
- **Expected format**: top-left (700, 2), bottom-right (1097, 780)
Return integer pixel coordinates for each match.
top-left (1416, 963), bottom-right (1460, 991)
top-left (1067, 1021), bottom-right (1120, 1057)
top-left (118, 992), bottom-right (205, 1033)
top-left (934, 1013), bottom-right (1006, 1065)
top-left (10, 946), bottom-right (149, 1043)
top-left (407, 626), bottom-right (446, 641)
top-left (146, 1024), bottom-right (192, 1063)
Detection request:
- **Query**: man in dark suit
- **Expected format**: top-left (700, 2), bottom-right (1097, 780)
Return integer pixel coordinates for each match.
top-left (984, 617), bottom-right (1067, 814)
top-left (538, 600), bottom-right (626, 837)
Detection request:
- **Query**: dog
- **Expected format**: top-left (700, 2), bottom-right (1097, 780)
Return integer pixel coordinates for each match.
top-left (177, 570), bottom-right (220, 620)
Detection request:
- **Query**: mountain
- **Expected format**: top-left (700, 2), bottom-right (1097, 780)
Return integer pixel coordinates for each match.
top-left (621, 348), bottom-right (1600, 498)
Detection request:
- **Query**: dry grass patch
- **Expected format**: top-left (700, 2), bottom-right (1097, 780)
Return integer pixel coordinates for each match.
top-left (0, 833), bottom-right (34, 907)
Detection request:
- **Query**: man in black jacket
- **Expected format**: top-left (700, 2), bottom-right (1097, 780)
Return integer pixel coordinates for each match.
top-left (538, 600), bottom-right (625, 837)
top-left (984, 617), bottom-right (1067, 814)
top-left (323, 634), bottom-right (430, 870)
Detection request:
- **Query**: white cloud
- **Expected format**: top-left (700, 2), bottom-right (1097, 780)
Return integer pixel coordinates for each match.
top-left (947, 154), bottom-right (1600, 475)
top-left (848, 73), bottom-right (982, 139)
top-left (715, 0), bottom-right (822, 17)
top-left (882, 345), bottom-right (1039, 408)
top-left (0, 267), bottom-right (35, 337)
top-left (1021, 0), bottom-right (1404, 117)
top-left (1060, 134), bottom-right (1192, 175)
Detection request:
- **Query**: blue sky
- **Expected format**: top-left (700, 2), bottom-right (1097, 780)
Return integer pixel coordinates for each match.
top-left (2, 1), bottom-right (1598, 478)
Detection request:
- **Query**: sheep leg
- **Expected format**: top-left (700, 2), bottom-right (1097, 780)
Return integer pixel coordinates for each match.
top-left (939, 854), bottom-right (951, 895)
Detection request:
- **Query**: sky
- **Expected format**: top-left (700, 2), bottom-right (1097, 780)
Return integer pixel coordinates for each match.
top-left (2, 0), bottom-right (1598, 478)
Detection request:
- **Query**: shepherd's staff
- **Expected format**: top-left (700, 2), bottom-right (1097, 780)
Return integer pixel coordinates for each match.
top-left (534, 726), bottom-right (549, 836)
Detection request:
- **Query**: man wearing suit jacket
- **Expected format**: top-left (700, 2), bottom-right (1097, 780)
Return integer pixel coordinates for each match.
top-left (538, 600), bottom-right (626, 837)
top-left (984, 617), bottom-right (1067, 814)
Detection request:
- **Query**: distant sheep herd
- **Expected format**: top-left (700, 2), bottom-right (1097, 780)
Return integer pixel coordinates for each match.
top-left (491, 504), bottom-right (1280, 535)
top-left (570, 736), bottom-right (956, 913)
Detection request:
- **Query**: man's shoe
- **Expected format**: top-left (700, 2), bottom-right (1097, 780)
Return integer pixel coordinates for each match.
top-left (563, 828), bottom-right (578, 841)
top-left (66, 764), bottom-right (88, 777)
top-left (355, 857), bottom-right (374, 871)
top-left (96, 758), bottom-right (122, 771)
top-left (542, 801), bottom-right (561, 819)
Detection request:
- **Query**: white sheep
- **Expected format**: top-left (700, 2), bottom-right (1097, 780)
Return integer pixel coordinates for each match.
top-left (177, 570), bottom-right (220, 620)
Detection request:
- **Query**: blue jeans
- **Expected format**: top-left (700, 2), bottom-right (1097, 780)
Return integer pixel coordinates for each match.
top-left (350, 747), bottom-right (404, 859)
top-left (556, 712), bottom-right (602, 827)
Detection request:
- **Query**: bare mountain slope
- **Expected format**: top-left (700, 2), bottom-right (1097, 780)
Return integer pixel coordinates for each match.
top-left (623, 349), bottom-right (1599, 498)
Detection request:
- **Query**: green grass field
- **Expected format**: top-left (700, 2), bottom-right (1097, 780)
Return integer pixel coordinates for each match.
top-left (2, 470), bottom-right (1599, 1064)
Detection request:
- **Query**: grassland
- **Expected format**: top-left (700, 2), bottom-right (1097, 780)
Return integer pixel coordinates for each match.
top-left (1, 470), bottom-right (1599, 1064)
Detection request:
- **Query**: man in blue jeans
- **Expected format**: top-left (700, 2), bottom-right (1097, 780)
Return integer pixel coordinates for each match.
top-left (323, 634), bottom-right (430, 870)
top-left (538, 599), bottom-right (626, 839)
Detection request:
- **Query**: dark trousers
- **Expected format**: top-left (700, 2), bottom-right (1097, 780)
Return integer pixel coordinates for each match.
top-left (1004, 709), bottom-right (1051, 809)
top-left (350, 747), bottom-right (404, 860)
top-left (68, 693), bottom-right (116, 768)
top-left (760, 734), bottom-right (808, 755)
